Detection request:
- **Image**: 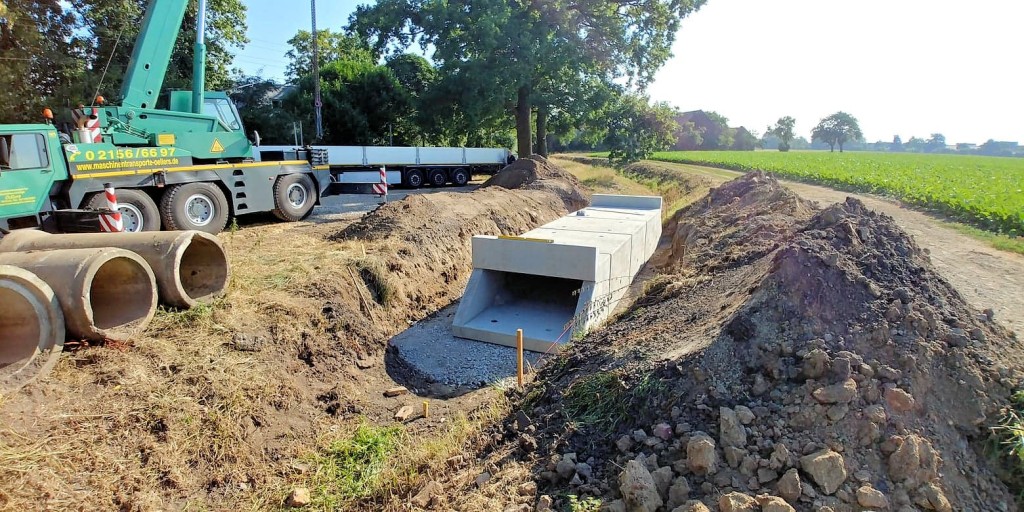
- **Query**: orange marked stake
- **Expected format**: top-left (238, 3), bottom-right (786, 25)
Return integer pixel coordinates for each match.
top-left (516, 328), bottom-right (524, 389)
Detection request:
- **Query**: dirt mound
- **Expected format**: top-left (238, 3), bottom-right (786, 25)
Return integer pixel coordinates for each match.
top-left (479, 172), bottom-right (1023, 511)
top-left (482, 155), bottom-right (588, 209)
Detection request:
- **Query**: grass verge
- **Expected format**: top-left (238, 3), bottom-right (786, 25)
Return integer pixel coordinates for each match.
top-left (561, 371), bottom-right (661, 432)
top-left (306, 423), bottom-right (404, 508)
top-left (552, 155), bottom-right (711, 219)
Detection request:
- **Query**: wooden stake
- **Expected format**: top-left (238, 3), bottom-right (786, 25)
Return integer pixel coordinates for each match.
top-left (516, 328), bottom-right (524, 389)
top-left (422, 401), bottom-right (429, 418)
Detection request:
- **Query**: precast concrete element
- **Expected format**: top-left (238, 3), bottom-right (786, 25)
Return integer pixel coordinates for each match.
top-left (0, 249), bottom-right (157, 340)
top-left (453, 194), bottom-right (662, 352)
top-left (0, 265), bottom-right (65, 393)
top-left (0, 230), bottom-right (229, 308)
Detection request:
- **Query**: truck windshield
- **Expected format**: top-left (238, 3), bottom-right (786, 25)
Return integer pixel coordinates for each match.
top-left (203, 98), bottom-right (243, 131)
top-left (0, 134), bottom-right (49, 171)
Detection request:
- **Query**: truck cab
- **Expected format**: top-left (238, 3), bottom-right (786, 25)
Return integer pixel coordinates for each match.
top-left (0, 126), bottom-right (67, 230)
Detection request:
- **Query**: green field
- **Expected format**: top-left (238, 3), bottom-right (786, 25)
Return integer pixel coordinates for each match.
top-left (644, 151), bottom-right (1024, 236)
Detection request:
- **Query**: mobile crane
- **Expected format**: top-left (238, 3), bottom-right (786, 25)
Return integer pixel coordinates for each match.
top-left (0, 0), bottom-right (512, 235)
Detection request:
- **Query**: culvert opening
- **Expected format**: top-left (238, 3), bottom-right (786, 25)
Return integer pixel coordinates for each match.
top-left (178, 236), bottom-right (229, 301)
top-left (90, 256), bottom-right (155, 330)
top-left (0, 287), bottom-right (42, 366)
top-left (455, 270), bottom-right (584, 344)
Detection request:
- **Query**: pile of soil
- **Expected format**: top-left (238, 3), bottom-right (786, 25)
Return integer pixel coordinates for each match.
top-left (482, 155), bottom-right (588, 210)
top-left (475, 172), bottom-right (1023, 511)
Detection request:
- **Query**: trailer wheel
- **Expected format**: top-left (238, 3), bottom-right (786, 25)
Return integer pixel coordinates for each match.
top-left (85, 189), bottom-right (160, 232)
top-left (451, 168), bottom-right (470, 187)
top-left (404, 169), bottom-right (424, 188)
top-left (159, 182), bottom-right (230, 234)
top-left (271, 173), bottom-right (317, 222)
top-left (428, 169), bottom-right (448, 187)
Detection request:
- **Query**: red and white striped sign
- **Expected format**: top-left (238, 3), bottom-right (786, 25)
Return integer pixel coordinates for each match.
top-left (98, 184), bottom-right (124, 233)
top-left (372, 166), bottom-right (388, 196)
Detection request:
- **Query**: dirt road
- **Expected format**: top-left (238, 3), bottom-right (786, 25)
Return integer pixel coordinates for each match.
top-left (656, 161), bottom-right (1024, 335)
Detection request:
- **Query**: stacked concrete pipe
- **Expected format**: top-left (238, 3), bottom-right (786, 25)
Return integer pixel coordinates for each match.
top-left (0, 230), bottom-right (230, 308)
top-left (0, 248), bottom-right (157, 341)
top-left (0, 265), bottom-right (65, 393)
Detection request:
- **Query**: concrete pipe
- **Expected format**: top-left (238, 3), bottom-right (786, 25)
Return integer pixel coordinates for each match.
top-left (0, 230), bottom-right (229, 308)
top-left (0, 265), bottom-right (65, 393)
top-left (0, 249), bottom-right (157, 341)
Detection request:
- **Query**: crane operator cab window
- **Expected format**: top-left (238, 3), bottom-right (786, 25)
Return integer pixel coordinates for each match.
top-left (0, 134), bottom-right (49, 172)
top-left (203, 97), bottom-right (243, 132)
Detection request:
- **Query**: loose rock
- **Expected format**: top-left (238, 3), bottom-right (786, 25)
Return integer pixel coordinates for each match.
top-left (286, 487), bottom-right (311, 508)
top-left (719, 492), bottom-right (757, 512)
top-left (687, 433), bottom-right (718, 475)
top-left (799, 449), bottom-right (847, 495)
top-left (720, 407), bottom-right (747, 448)
top-left (618, 459), bottom-right (663, 512)
top-left (857, 485), bottom-right (889, 509)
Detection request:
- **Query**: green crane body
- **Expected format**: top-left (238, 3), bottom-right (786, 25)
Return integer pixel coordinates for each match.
top-left (0, 0), bottom-right (328, 233)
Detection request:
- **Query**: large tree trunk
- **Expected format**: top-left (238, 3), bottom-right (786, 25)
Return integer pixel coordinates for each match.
top-left (515, 86), bottom-right (532, 158)
top-left (536, 109), bottom-right (548, 157)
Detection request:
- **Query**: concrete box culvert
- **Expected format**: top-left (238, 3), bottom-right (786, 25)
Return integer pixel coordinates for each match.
top-left (0, 248), bottom-right (157, 340)
top-left (0, 265), bottom-right (65, 393)
top-left (0, 230), bottom-right (230, 308)
top-left (453, 194), bottom-right (662, 352)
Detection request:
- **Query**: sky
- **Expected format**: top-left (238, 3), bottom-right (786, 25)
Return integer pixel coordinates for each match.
top-left (234, 0), bottom-right (1024, 144)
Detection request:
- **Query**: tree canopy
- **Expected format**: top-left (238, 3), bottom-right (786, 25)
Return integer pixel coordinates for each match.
top-left (769, 116), bottom-right (796, 152)
top-left (350, 0), bottom-right (705, 157)
top-left (605, 95), bottom-right (678, 165)
top-left (284, 29), bottom-right (374, 81)
top-left (811, 112), bottom-right (863, 152)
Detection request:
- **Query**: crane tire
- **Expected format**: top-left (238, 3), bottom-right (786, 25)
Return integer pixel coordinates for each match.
top-left (85, 188), bottom-right (160, 232)
top-left (159, 182), bottom-right (230, 234)
top-left (271, 173), bottom-right (317, 222)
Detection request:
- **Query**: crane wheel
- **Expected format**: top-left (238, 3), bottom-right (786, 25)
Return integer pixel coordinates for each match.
top-left (451, 168), bottom-right (470, 187)
top-left (85, 189), bottom-right (161, 232)
top-left (271, 173), bottom-right (317, 222)
top-left (159, 182), bottom-right (230, 234)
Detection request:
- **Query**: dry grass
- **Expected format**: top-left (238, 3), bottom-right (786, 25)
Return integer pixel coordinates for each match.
top-left (550, 155), bottom-right (713, 219)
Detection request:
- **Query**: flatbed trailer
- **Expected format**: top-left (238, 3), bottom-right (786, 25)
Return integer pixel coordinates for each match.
top-left (258, 145), bottom-right (513, 191)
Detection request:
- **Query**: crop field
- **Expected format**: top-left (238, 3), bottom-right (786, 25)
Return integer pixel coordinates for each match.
top-left (645, 151), bottom-right (1024, 235)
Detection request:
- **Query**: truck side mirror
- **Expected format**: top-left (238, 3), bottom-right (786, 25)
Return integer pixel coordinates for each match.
top-left (0, 137), bottom-right (10, 170)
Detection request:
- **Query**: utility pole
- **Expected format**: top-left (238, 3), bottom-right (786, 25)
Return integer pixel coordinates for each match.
top-left (311, 0), bottom-right (323, 142)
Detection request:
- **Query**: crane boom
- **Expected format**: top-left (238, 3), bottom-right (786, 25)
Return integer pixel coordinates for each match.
top-left (119, 0), bottom-right (190, 109)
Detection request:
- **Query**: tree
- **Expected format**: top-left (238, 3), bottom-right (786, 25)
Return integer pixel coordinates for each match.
top-left (926, 133), bottom-right (946, 153)
top-left (811, 112), bottom-right (863, 152)
top-left (906, 136), bottom-right (925, 153)
top-left (891, 135), bottom-right (903, 152)
top-left (351, 0), bottom-right (705, 157)
top-left (0, 0), bottom-right (86, 123)
top-left (71, 0), bottom-right (247, 97)
top-left (769, 116), bottom-right (796, 152)
top-left (284, 29), bottom-right (374, 80)
top-left (285, 59), bottom-right (413, 146)
top-left (604, 95), bottom-right (678, 165)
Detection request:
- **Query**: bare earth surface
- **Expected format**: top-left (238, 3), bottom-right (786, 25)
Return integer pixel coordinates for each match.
top-left (658, 161), bottom-right (1024, 336)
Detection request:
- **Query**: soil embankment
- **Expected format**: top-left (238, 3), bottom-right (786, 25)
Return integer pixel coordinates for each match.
top-left (458, 172), bottom-right (1021, 512)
